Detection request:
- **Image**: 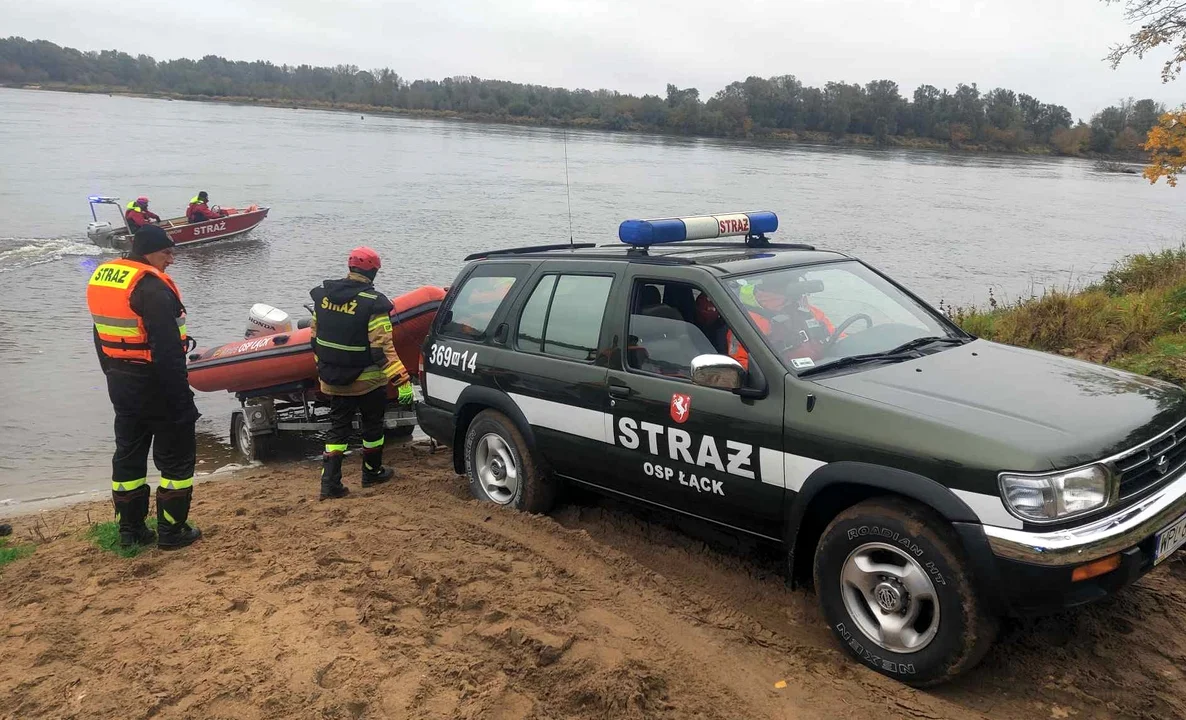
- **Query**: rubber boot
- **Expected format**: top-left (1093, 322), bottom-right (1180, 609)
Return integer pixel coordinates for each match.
top-left (113, 485), bottom-right (155, 548)
top-left (361, 448), bottom-right (394, 487)
top-left (156, 486), bottom-right (202, 550)
top-left (320, 453), bottom-right (350, 500)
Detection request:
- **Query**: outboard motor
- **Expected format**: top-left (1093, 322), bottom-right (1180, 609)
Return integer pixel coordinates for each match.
top-left (87, 221), bottom-right (115, 246)
top-left (245, 304), bottom-right (293, 338)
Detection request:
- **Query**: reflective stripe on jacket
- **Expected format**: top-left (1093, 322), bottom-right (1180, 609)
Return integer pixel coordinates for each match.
top-left (309, 273), bottom-right (410, 396)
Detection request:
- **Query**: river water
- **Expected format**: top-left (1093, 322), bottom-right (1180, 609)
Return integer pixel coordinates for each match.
top-left (1, 87), bottom-right (1184, 515)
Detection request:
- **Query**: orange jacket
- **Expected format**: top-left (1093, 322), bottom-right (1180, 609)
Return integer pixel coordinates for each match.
top-left (727, 304), bottom-right (834, 369)
top-left (87, 258), bottom-right (187, 363)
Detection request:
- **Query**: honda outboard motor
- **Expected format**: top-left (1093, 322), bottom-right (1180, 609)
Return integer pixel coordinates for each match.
top-left (245, 304), bottom-right (293, 338)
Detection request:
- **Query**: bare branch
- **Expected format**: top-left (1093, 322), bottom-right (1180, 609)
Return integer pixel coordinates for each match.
top-left (1105, 0), bottom-right (1186, 80)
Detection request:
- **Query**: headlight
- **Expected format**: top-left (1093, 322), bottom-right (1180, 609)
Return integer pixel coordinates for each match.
top-left (999, 464), bottom-right (1114, 523)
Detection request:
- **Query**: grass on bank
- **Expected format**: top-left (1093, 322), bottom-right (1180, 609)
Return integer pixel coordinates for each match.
top-left (0, 537), bottom-right (35, 568)
top-left (943, 246), bottom-right (1186, 385)
top-left (86, 517), bottom-right (159, 559)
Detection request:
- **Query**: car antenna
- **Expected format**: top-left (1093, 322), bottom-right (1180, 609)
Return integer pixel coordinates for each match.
top-left (563, 130), bottom-right (574, 248)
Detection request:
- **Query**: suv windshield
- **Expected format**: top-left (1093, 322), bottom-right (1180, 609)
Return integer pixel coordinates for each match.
top-left (722, 260), bottom-right (958, 374)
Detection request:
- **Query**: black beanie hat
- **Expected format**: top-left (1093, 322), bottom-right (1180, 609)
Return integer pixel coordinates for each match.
top-left (132, 224), bottom-right (175, 256)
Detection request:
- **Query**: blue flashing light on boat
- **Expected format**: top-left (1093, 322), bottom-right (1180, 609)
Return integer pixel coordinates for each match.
top-left (618, 211), bottom-right (778, 246)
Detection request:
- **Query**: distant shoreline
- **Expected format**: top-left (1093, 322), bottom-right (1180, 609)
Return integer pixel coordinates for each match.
top-left (4, 83), bottom-right (1151, 165)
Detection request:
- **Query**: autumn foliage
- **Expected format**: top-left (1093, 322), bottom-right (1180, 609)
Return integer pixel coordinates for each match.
top-left (1143, 112), bottom-right (1186, 186)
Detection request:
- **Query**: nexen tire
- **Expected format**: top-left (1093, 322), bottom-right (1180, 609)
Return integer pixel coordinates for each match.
top-left (464, 409), bottom-right (555, 514)
top-left (812, 497), bottom-right (997, 686)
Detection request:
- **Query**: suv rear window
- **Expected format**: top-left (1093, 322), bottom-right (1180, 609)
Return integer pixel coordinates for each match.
top-left (516, 274), bottom-right (613, 362)
top-left (439, 266), bottom-right (525, 340)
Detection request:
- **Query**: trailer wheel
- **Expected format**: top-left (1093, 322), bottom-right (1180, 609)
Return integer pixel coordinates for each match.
top-left (231, 411), bottom-right (276, 463)
top-left (385, 425), bottom-right (415, 440)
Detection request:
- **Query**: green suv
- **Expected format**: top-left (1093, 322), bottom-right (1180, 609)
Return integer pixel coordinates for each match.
top-left (415, 211), bottom-right (1186, 685)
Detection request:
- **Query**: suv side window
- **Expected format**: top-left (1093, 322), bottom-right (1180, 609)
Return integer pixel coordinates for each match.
top-left (627, 279), bottom-right (735, 379)
top-left (516, 274), bottom-right (613, 362)
top-left (439, 266), bottom-right (525, 340)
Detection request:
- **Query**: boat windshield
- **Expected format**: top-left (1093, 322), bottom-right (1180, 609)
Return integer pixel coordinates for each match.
top-left (721, 260), bottom-right (961, 375)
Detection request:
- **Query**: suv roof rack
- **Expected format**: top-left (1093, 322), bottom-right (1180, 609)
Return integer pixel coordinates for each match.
top-left (739, 241), bottom-right (816, 251)
top-left (465, 242), bottom-right (597, 261)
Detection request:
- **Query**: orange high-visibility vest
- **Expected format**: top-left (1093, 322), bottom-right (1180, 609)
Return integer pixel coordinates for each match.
top-left (726, 305), bottom-right (835, 369)
top-left (87, 258), bottom-right (187, 362)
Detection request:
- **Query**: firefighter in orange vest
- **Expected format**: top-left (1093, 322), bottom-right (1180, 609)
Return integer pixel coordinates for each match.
top-left (87, 225), bottom-right (202, 550)
top-left (726, 280), bottom-right (836, 369)
top-left (310, 246), bottom-right (414, 500)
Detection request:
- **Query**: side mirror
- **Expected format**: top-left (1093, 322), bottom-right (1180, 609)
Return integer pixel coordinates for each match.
top-left (690, 354), bottom-right (745, 391)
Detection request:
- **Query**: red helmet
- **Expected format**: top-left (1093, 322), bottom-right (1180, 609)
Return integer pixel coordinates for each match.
top-left (136, 196), bottom-right (149, 206)
top-left (695, 293), bottom-right (719, 325)
top-left (348, 246), bottom-right (381, 272)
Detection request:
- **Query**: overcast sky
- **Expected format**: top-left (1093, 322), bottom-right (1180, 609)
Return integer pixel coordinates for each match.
top-left (4, 0), bottom-right (1183, 121)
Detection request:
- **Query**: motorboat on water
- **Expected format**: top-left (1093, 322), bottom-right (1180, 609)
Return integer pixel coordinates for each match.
top-left (86, 195), bottom-right (270, 250)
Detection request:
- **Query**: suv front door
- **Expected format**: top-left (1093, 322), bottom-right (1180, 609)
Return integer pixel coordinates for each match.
top-left (601, 268), bottom-right (787, 539)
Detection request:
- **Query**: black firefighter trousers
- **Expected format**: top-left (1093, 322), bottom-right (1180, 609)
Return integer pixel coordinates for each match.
top-left (107, 374), bottom-right (196, 539)
top-left (321, 387), bottom-right (387, 489)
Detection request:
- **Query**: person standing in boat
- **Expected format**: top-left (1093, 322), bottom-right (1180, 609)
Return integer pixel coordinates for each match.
top-left (309, 246), bottom-right (415, 500)
top-left (86, 225), bottom-right (202, 550)
top-left (124, 196), bottom-right (161, 232)
top-left (186, 191), bottom-right (228, 223)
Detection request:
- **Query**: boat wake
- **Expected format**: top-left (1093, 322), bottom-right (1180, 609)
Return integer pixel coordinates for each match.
top-left (0, 237), bottom-right (113, 273)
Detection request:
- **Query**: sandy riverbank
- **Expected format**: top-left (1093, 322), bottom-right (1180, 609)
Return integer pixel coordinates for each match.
top-left (3, 444), bottom-right (1186, 719)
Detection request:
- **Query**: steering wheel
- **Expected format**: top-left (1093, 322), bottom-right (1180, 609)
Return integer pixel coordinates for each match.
top-left (827, 313), bottom-right (873, 346)
top-left (211, 204), bottom-right (222, 213)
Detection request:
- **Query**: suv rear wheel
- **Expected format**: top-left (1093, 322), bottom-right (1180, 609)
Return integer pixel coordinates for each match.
top-left (812, 497), bottom-right (997, 686)
top-left (463, 409), bottom-right (555, 513)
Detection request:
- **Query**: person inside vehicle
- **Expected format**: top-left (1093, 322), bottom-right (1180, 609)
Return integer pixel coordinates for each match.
top-left (726, 277), bottom-right (835, 368)
top-left (695, 292), bottom-right (729, 355)
top-left (186, 191), bottom-right (228, 223)
top-left (125, 197), bottom-right (161, 232)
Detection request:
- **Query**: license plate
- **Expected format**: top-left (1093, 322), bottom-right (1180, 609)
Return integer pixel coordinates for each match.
top-left (1154, 512), bottom-right (1186, 565)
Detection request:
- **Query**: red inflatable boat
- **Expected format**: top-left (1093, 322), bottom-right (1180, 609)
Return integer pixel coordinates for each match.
top-left (188, 285), bottom-right (446, 394)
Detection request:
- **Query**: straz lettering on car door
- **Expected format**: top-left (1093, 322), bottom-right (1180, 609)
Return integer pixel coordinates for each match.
top-left (613, 415), bottom-right (756, 497)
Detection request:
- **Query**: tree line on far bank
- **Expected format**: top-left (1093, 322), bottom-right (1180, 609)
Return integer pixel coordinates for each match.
top-left (0, 36), bottom-right (1165, 156)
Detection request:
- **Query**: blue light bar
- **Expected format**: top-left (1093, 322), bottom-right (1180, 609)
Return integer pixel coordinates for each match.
top-left (619, 211), bottom-right (778, 245)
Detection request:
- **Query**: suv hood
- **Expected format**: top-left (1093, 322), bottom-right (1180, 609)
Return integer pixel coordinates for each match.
top-left (814, 340), bottom-right (1186, 469)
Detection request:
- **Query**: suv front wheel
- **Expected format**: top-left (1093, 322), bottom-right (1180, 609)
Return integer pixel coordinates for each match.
top-left (812, 497), bottom-right (997, 686)
top-left (463, 409), bottom-right (556, 514)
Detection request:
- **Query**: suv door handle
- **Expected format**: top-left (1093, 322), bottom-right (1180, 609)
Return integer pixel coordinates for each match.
top-left (608, 384), bottom-right (633, 398)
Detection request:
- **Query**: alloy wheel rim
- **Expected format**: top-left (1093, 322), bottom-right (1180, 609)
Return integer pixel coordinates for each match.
top-left (839, 541), bottom-right (941, 653)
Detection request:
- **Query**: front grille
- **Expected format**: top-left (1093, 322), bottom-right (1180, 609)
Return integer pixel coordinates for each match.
top-left (1114, 426), bottom-right (1186, 497)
